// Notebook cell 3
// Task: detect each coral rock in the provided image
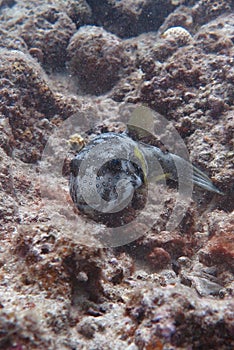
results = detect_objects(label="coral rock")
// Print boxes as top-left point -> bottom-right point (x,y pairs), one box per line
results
161,26 -> 193,46
67,25 -> 130,95
86,0 -> 176,38
199,211 -> 234,272
192,0 -> 232,25
147,247 -> 171,270
20,6 -> 76,70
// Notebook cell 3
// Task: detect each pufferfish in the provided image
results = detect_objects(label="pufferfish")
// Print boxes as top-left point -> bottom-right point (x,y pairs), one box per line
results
69,121 -> 223,227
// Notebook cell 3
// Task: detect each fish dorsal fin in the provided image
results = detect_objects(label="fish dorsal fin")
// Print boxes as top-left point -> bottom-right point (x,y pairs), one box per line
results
127,106 -> 155,141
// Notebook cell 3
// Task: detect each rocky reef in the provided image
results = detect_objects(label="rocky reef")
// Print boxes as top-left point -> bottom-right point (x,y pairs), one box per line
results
0,0 -> 233,349
67,25 -> 131,94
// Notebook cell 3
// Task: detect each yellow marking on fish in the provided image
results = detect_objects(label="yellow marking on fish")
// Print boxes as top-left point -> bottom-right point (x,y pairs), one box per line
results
152,173 -> 170,183
134,146 -> 148,182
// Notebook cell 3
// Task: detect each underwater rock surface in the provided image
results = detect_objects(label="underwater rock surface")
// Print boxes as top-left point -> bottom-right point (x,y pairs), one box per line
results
67,25 -> 131,95
0,0 -> 233,349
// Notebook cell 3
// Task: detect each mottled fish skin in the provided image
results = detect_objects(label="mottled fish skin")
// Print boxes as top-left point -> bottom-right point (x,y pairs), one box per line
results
69,132 -> 223,218
69,133 -> 145,219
